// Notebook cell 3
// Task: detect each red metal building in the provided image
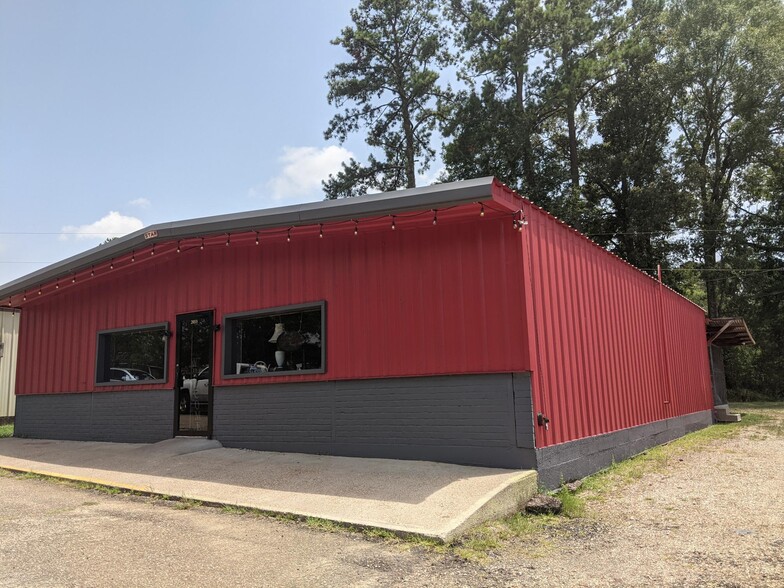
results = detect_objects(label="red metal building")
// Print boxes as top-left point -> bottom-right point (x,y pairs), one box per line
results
0,178 -> 715,486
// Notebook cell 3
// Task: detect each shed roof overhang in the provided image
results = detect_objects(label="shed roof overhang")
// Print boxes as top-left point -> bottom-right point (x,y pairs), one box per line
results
0,177 -> 520,305
706,317 -> 756,347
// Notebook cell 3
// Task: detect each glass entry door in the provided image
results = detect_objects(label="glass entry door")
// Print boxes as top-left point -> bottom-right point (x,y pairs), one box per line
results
175,310 -> 214,436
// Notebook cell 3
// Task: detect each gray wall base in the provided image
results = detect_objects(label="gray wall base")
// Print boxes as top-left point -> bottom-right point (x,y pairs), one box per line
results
14,390 -> 174,443
213,373 -> 537,470
535,410 -> 714,489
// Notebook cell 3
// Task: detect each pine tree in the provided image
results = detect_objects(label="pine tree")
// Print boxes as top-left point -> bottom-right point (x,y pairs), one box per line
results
323,0 -> 449,198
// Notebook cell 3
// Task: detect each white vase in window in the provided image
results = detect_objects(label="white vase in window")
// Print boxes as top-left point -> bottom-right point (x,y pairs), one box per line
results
275,350 -> 285,368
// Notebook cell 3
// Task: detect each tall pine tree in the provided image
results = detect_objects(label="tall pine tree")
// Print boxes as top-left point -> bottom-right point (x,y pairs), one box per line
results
323,0 -> 449,198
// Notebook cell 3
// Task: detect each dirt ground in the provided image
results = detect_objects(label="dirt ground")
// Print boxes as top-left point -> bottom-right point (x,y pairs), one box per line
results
476,405 -> 784,588
0,405 -> 781,587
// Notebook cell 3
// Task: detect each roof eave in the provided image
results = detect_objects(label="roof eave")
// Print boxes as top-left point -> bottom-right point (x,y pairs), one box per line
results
0,177 -> 498,301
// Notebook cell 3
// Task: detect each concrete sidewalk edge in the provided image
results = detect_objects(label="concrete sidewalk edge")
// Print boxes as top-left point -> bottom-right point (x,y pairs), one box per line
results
442,470 -> 539,541
0,461 -> 537,543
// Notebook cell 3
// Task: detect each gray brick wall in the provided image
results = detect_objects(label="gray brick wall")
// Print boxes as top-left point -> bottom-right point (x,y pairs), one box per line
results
15,390 -> 174,443
512,372 -> 534,449
535,409 -> 714,488
213,373 -> 537,469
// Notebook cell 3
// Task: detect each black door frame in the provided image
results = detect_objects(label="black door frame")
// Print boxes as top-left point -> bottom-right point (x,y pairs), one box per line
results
174,309 -> 214,438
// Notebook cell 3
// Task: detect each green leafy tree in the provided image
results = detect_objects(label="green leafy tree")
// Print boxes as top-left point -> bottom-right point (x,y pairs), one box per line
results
719,149 -> 784,400
540,0 -> 625,212
442,0 -> 554,203
582,0 -> 688,272
667,0 -> 784,316
323,0 -> 449,198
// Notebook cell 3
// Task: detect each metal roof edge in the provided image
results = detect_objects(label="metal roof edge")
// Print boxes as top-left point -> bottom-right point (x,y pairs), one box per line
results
506,186 -> 709,315
0,177 -> 496,300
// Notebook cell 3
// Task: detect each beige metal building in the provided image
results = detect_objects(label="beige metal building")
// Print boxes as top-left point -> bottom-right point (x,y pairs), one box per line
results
0,309 -> 19,419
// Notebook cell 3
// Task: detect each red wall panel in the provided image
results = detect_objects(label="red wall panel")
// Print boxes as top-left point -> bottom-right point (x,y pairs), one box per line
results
13,180 -> 713,453
516,193 -> 713,448
15,205 -> 531,395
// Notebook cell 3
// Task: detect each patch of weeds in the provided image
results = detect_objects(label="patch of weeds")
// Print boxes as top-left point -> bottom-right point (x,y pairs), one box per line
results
452,527 -> 503,562
20,471 -> 44,480
505,512 -> 544,536
305,516 -> 352,533
220,504 -> 249,515
174,497 -> 203,510
363,528 -> 400,541
97,485 -> 120,495
0,424 -> 13,438
401,534 -> 446,554
554,487 -> 585,518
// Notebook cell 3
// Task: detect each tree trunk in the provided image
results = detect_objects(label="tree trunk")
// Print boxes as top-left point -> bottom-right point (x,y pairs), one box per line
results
402,105 -> 416,189
702,196 -> 722,317
566,92 -> 580,194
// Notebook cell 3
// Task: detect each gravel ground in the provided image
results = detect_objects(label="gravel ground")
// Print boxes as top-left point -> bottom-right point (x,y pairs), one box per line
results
0,406 -> 781,587
476,406 -> 784,587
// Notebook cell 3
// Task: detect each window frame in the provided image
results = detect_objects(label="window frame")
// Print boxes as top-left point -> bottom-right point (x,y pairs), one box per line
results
95,322 -> 170,386
222,301 -> 326,379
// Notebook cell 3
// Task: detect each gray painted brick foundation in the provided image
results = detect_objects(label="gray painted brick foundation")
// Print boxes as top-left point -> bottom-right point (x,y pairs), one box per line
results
13,376 -> 714,490
213,373 -> 538,470
15,390 -> 174,443
535,409 -> 714,488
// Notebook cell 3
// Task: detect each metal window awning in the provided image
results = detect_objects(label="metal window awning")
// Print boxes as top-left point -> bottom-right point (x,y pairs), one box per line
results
706,317 -> 755,347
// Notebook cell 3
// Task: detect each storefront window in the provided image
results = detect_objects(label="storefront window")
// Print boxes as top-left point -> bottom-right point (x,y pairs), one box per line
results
223,302 -> 325,377
96,324 -> 168,384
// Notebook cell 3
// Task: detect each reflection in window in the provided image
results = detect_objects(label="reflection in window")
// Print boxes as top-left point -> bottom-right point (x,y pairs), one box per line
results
96,325 -> 168,384
224,303 -> 324,376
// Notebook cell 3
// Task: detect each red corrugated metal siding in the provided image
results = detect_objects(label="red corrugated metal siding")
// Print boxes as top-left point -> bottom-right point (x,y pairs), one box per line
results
15,204 -> 531,395
518,196 -> 713,448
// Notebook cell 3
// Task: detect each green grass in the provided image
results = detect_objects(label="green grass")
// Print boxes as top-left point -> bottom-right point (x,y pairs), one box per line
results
554,487 -> 585,518
0,424 -> 13,438
173,497 -> 203,510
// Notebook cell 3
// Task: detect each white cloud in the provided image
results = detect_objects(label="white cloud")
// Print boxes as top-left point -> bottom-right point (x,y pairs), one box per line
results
129,197 -> 151,209
61,211 -> 144,241
254,145 -> 354,202
417,165 -> 445,188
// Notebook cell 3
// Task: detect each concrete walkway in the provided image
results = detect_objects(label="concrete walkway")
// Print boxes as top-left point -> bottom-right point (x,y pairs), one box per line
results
0,437 -> 537,541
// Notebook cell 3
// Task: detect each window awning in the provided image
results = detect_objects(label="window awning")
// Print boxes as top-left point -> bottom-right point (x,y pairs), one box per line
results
706,317 -> 755,347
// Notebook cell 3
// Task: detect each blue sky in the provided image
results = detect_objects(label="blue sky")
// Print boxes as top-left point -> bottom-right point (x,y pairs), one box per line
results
0,0 -> 404,284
